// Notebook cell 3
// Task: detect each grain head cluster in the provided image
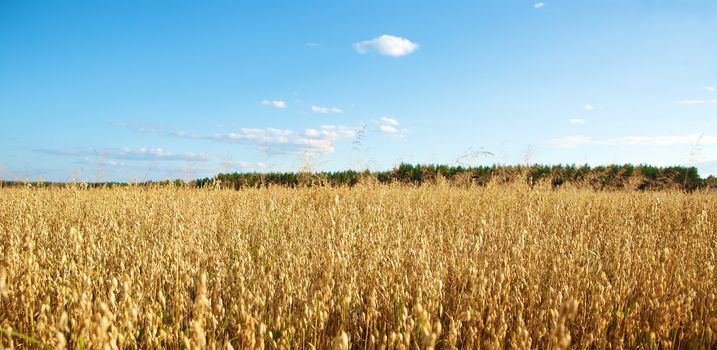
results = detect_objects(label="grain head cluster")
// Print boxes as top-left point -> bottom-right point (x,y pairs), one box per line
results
0,182 -> 716,349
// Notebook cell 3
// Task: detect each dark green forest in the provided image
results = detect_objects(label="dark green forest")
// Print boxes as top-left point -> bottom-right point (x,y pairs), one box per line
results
200,164 -> 714,191
3,164 -> 717,191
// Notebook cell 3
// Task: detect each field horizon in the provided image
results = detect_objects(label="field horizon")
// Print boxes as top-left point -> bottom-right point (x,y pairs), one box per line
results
2,163 -> 717,193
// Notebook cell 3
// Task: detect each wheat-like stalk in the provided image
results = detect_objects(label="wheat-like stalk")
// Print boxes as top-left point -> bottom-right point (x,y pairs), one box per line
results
0,182 -> 715,349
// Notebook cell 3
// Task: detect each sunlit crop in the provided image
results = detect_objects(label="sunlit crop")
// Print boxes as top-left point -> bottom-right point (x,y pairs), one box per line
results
1,181 -> 716,349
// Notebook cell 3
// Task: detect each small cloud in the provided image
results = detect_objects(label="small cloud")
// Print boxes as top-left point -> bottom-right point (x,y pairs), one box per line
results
569,118 -> 587,124
74,158 -> 125,167
353,35 -> 419,57
676,99 -> 717,105
261,99 -> 287,109
380,125 -> 398,133
38,147 -> 213,162
702,86 -> 716,93
584,104 -> 595,111
378,116 -> 408,137
226,161 -> 268,171
311,106 -> 328,113
311,105 -> 343,114
173,125 -> 360,157
547,134 -> 717,148
114,122 -> 163,134
380,116 -> 400,126
534,2 -> 545,8
305,124 -> 358,139
305,42 -> 321,48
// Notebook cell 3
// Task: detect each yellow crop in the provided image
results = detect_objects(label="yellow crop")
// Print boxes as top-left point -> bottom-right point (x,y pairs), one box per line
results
1,182 -> 715,349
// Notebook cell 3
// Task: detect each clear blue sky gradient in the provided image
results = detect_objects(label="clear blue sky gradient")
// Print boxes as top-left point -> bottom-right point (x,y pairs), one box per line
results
1,0 -> 716,181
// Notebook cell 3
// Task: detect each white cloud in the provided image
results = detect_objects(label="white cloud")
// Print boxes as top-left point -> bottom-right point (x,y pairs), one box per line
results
311,105 -> 343,114
380,116 -> 400,126
306,124 -> 358,139
380,125 -> 398,133
534,2 -> 545,8
353,35 -> 419,57
73,158 -> 125,167
305,42 -> 320,48
39,147 -> 212,162
261,99 -> 287,109
584,104 -> 595,111
676,99 -> 717,105
114,122 -> 163,134
547,134 -> 717,148
173,125 -> 360,157
702,86 -> 715,93
229,161 -> 267,171
569,118 -> 587,124
603,135 -> 717,145
378,116 -> 408,137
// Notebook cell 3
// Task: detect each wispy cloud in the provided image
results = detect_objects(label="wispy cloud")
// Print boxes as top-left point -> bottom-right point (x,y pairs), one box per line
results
676,99 -> 717,105
379,116 -> 408,137
533,2 -> 545,9
311,105 -> 343,114
380,125 -> 398,133
305,42 -> 321,48
547,134 -> 717,148
353,35 -> 419,57
569,118 -> 587,124
38,147 -> 213,162
173,125 -> 359,157
380,116 -> 399,126
74,158 -> 125,167
584,104 -> 595,111
223,161 -> 268,172
113,122 -> 164,134
261,99 -> 287,109
702,86 -> 715,93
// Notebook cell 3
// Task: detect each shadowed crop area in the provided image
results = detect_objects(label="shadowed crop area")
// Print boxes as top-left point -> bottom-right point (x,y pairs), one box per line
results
1,183 -> 716,349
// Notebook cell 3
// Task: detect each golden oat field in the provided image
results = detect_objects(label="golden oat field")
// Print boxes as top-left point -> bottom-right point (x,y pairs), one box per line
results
1,182 -> 716,349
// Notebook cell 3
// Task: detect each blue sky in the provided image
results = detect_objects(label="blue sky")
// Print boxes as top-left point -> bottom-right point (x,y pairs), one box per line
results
1,0 -> 716,182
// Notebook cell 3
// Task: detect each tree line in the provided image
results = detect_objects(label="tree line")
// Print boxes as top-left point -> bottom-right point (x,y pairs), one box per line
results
2,164 -> 715,191
199,163 -> 714,191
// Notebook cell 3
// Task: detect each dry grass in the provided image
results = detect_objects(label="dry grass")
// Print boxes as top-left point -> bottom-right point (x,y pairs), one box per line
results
0,182 -> 716,349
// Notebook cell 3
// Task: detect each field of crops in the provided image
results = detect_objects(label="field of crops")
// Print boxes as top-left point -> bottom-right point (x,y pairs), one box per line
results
1,182 -> 716,349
